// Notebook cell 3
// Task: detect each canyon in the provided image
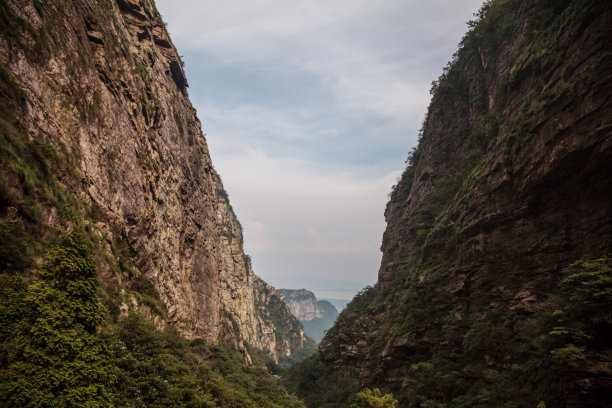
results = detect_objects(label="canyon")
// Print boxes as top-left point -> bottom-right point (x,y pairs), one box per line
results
0,0 -> 610,407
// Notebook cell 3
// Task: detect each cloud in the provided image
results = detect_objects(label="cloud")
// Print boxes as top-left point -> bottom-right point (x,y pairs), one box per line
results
194,96 -> 415,175
161,0 -> 483,118
208,146 -> 399,294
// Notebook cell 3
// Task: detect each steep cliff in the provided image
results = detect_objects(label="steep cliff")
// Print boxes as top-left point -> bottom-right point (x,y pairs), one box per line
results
280,289 -> 324,321
289,0 -> 612,406
280,289 -> 339,342
0,0 -> 309,366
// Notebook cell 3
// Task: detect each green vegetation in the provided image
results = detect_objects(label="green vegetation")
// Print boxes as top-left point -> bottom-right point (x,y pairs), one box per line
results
0,232 -> 115,407
110,312 -> 304,408
0,232 -> 306,407
544,256 -> 612,371
351,388 -> 398,408
284,352 -> 362,408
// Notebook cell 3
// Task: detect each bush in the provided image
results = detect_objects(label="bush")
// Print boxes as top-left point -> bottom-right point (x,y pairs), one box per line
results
351,388 -> 398,408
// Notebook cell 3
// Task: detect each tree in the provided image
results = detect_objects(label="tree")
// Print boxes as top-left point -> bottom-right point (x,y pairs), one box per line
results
351,388 -> 399,408
0,231 -> 115,407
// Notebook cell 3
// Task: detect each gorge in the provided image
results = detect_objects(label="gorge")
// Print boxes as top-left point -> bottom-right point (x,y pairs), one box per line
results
1,0 -> 611,407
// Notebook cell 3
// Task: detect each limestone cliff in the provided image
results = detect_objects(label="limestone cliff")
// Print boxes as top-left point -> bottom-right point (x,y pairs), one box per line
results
280,289 -> 339,342
0,0 -> 309,365
290,0 -> 612,406
280,289 -> 324,321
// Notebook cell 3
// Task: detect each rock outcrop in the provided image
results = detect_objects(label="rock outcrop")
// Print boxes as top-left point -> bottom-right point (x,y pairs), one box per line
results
280,289 -> 323,321
280,289 -> 339,342
0,0 -> 309,365
291,0 -> 612,406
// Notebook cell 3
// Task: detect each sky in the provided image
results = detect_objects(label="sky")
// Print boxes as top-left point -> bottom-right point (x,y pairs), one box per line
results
155,0 -> 485,300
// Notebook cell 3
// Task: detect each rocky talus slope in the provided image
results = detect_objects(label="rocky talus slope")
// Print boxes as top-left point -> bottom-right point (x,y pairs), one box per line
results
289,0 -> 612,406
280,289 -> 339,342
0,0 -> 310,365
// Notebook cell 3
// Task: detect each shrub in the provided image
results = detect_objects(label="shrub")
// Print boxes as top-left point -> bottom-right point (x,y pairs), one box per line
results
351,388 -> 398,408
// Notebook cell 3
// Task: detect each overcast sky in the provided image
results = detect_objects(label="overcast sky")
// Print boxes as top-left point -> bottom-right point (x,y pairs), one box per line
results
155,0 -> 484,300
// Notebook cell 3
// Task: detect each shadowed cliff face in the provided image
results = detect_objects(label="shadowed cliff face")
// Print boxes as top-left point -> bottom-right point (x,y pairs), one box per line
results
290,0 -> 612,406
0,0 -> 309,364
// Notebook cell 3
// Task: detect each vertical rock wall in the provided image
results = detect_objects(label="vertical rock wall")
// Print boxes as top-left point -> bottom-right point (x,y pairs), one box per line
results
0,0 -> 308,363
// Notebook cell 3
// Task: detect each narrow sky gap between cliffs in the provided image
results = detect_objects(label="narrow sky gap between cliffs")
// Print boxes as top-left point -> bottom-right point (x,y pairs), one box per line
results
156,0 -> 485,300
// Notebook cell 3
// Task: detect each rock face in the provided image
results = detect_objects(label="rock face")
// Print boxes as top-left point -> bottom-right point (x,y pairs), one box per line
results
293,0 -> 612,406
280,289 -> 339,342
0,0 -> 309,364
280,289 -> 323,321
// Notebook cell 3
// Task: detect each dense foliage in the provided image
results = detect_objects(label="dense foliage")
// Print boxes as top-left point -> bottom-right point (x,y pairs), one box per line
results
110,312 -> 304,408
543,256 -> 612,380
0,232 -> 115,407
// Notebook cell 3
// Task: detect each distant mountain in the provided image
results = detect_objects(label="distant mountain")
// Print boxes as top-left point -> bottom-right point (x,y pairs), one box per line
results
279,289 -> 339,342
321,298 -> 350,312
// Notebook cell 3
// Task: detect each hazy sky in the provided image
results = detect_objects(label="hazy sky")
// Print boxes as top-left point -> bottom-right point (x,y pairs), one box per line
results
155,0 -> 484,300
